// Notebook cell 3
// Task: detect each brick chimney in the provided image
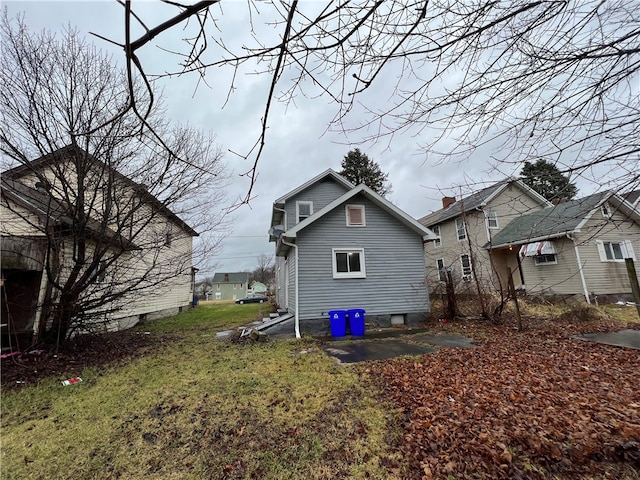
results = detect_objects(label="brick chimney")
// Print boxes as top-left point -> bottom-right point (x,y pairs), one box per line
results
442,196 -> 456,208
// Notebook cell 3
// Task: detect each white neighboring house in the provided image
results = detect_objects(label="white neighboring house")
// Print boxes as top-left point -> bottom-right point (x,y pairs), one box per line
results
1,146 -> 198,349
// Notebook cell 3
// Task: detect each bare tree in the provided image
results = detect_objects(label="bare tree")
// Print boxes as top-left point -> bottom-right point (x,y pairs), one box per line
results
97,1 -> 638,198
1,15 -> 228,344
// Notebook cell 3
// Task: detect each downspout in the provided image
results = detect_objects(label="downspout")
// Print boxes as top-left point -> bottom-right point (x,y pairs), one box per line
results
567,233 -> 590,304
280,237 -> 300,339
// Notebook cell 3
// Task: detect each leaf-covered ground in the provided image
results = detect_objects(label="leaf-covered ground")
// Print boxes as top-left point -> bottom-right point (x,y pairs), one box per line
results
365,312 -> 640,479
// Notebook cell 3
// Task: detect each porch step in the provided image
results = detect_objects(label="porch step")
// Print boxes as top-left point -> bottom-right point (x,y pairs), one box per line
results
255,313 -> 294,332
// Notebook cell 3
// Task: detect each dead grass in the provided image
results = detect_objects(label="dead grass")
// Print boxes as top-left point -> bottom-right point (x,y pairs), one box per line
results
1,304 -> 401,480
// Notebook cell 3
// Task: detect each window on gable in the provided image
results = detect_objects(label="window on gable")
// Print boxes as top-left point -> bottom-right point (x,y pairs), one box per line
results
485,210 -> 499,229
432,225 -> 442,247
332,248 -> 366,279
346,205 -> 365,226
456,217 -> 467,241
601,202 -> 611,218
534,254 -> 557,265
436,258 -> 447,282
460,254 -> 472,281
296,201 -> 313,223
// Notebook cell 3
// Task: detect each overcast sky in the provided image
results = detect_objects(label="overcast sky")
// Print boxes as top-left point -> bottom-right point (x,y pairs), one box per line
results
4,1 -> 611,277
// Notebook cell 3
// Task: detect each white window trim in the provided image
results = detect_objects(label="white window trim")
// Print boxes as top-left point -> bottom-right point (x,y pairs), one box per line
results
332,248 -> 366,279
534,254 -> 558,266
436,258 -> 447,282
345,204 -> 366,227
456,217 -> 467,242
460,253 -> 472,281
601,202 -> 612,218
485,210 -> 499,229
296,201 -> 313,223
596,239 -> 636,262
432,225 -> 442,248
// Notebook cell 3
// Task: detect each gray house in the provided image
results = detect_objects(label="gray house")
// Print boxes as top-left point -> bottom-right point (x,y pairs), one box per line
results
269,169 -> 435,336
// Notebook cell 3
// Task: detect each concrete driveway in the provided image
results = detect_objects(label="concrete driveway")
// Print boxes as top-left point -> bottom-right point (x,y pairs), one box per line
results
323,333 -> 475,364
574,329 -> 640,350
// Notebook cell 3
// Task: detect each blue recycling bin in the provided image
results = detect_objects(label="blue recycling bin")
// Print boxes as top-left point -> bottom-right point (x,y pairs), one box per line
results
347,308 -> 366,336
192,296 -> 199,307
328,310 -> 347,337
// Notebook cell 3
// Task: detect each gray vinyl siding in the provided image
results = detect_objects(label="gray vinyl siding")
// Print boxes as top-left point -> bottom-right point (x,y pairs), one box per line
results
287,251 -> 296,313
275,256 -> 286,307
284,178 -> 350,230
294,194 -> 429,320
574,211 -> 640,295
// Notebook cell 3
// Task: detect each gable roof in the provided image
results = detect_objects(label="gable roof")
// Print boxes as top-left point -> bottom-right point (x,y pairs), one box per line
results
212,272 -> 250,283
624,189 -> 640,208
418,178 -> 551,227
273,169 -> 354,206
3,145 -> 199,237
1,177 -> 138,249
275,184 -> 435,254
487,191 -> 640,248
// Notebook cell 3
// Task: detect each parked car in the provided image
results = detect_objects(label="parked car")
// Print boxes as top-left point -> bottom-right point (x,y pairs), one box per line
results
235,295 -> 267,305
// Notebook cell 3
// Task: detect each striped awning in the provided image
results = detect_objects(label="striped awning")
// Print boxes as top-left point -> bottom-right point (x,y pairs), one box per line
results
519,241 -> 556,258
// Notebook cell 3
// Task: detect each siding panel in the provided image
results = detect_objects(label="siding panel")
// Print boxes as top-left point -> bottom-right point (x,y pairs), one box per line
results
295,194 -> 429,320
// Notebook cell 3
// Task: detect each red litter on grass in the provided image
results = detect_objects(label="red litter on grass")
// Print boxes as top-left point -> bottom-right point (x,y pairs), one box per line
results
62,377 -> 82,386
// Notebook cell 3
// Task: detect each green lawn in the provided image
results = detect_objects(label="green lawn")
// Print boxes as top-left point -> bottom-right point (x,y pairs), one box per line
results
1,304 -> 401,480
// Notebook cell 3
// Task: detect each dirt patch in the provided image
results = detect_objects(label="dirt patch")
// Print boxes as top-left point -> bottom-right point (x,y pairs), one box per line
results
1,330 -> 171,390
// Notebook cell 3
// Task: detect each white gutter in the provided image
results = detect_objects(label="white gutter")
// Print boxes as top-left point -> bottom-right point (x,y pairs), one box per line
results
567,233 -> 590,304
280,237 -> 300,339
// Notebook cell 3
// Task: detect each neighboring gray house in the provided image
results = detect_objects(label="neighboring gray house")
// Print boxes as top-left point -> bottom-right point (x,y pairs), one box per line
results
210,272 -> 250,300
488,191 -> 640,302
269,169 -> 436,336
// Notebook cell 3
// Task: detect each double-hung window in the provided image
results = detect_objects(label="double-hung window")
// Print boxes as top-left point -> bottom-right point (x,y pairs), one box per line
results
460,254 -> 472,281
432,225 -> 442,247
296,201 -> 313,223
332,248 -> 366,279
485,210 -> 499,229
346,205 -> 365,226
596,240 -> 636,262
436,258 -> 447,282
456,217 -> 467,241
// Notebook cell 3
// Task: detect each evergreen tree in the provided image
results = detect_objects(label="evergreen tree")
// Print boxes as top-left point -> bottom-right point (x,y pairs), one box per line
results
339,149 -> 392,197
520,159 -> 578,202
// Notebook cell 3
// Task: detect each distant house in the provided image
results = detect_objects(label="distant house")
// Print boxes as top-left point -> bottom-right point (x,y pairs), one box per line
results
248,281 -> 267,295
211,272 -> 250,300
269,169 -> 435,335
419,178 -> 552,292
487,191 -> 640,302
1,146 -> 198,348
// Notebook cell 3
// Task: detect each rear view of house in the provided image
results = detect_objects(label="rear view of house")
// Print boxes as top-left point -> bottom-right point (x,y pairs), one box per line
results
269,169 -> 435,335
488,191 -> 640,302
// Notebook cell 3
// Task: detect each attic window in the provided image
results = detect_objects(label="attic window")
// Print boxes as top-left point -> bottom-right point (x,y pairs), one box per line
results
296,201 -> 313,223
485,210 -> 499,229
601,202 -> 611,218
346,205 -> 365,226
165,222 -> 173,246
